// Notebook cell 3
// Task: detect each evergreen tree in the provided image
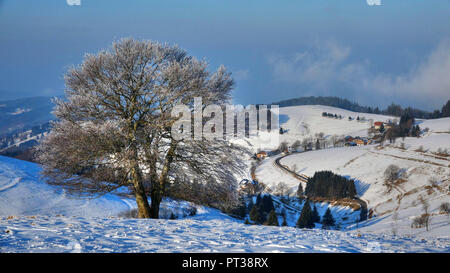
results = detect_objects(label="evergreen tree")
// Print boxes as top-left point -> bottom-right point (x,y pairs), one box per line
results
359,206 -> 368,222
252,194 -> 275,224
256,193 -> 262,206
247,197 -> 254,213
244,218 -> 250,225
280,208 -> 287,226
322,208 -> 335,229
228,195 -> 248,218
296,200 -> 315,229
432,109 -> 441,119
399,111 -> 415,137
297,183 -> 304,199
305,171 -> 357,199
261,195 -> 275,214
411,125 -> 421,137
441,99 -> 450,117
312,205 -> 321,223
315,139 -> 320,150
249,204 -> 261,224
264,210 -> 279,226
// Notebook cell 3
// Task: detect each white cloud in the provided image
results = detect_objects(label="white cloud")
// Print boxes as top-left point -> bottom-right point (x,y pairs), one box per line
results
366,0 -> 381,6
233,69 -> 249,81
267,39 -> 450,109
67,0 -> 81,6
369,39 -> 450,107
267,40 -> 364,89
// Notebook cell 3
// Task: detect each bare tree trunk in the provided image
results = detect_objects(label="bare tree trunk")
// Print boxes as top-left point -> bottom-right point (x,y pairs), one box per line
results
131,164 -> 152,218
150,140 -> 177,219
150,184 -> 162,219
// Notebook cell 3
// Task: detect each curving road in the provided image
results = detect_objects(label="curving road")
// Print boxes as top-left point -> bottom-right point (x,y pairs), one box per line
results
273,151 -> 368,213
274,153 -> 309,183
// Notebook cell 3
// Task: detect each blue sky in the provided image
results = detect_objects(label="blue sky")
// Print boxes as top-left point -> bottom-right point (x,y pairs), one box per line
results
1,0 -> 450,110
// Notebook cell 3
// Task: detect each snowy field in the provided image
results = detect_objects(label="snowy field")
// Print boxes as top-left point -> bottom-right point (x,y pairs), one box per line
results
249,106 -> 449,240
277,105 -> 395,142
0,155 -> 449,252
230,105 -> 394,153
0,105 -> 449,252
276,114 -> 450,239
278,145 -> 450,238
0,156 -> 135,217
1,214 -> 449,253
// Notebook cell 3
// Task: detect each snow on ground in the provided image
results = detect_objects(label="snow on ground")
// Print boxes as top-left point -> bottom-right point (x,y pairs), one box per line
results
0,152 -> 448,252
245,106 -> 449,238
0,156 -> 135,217
420,117 -> 450,132
0,105 -> 448,252
230,105 -> 396,153
254,156 -> 363,229
277,119 -> 450,239
254,155 -> 302,191
278,105 -> 394,142
0,155 -> 196,219
271,196 -> 361,229
1,214 -> 449,253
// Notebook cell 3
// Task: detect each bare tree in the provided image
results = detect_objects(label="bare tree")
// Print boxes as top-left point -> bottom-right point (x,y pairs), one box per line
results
292,164 -> 297,173
291,140 -> 301,151
439,202 -> 450,215
36,38 -> 248,218
296,182 -> 304,200
418,195 -> 430,231
278,141 -> 289,153
274,181 -> 289,197
383,164 -> 400,193
301,138 -> 309,151
391,211 -> 398,236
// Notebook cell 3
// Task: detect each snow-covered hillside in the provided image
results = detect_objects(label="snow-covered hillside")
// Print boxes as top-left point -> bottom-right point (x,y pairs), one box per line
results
0,156 -> 201,219
233,105 -> 396,152
0,96 -> 55,137
0,153 -> 448,252
0,156 -> 135,217
278,105 -> 394,141
0,104 -> 448,252
276,116 -> 450,239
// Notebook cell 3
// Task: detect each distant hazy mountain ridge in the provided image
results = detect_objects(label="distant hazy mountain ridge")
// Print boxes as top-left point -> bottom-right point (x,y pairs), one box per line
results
0,96 -> 55,136
0,96 -> 55,160
272,96 -> 446,119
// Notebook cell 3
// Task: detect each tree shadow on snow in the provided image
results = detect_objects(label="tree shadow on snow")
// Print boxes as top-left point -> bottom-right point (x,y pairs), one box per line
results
342,175 -> 370,197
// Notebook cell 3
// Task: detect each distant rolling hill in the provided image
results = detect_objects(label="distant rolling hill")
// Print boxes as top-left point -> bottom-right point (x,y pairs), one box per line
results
0,96 -> 55,136
0,96 -> 56,161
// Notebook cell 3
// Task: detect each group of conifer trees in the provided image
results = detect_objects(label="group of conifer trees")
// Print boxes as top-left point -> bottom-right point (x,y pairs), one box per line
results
296,199 -> 335,229
247,194 -> 279,226
305,171 -> 357,199
245,193 -> 336,229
